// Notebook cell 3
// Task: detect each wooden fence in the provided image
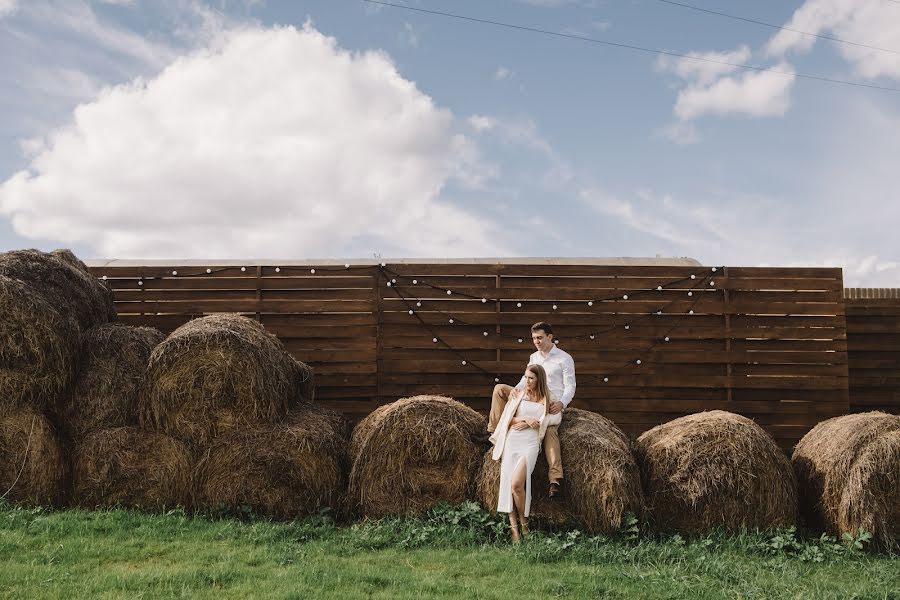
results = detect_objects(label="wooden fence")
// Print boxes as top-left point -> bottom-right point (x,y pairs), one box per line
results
88,260 -> 850,448
845,289 -> 900,415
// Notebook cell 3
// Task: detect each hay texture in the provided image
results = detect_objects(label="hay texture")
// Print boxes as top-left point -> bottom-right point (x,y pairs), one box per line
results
0,275 -> 79,414
0,249 -> 115,330
193,405 -> 346,519
635,410 -> 797,533
476,408 -> 643,534
142,314 -> 314,448
0,409 -> 66,506
72,427 -> 192,510
348,395 -> 484,518
792,411 -> 900,550
59,324 -> 165,439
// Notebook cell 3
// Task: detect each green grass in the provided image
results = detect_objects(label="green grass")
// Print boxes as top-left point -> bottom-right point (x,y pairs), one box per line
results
1,502 -> 897,599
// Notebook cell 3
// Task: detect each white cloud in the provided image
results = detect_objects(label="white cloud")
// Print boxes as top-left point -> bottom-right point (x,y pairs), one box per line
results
494,66 -> 514,80
658,46 -> 796,121
657,46 -> 751,86
655,120 -> 700,145
673,64 -> 796,120
766,0 -> 900,81
0,0 -> 17,18
468,114 -> 496,132
399,22 -> 419,48
0,24 -> 507,258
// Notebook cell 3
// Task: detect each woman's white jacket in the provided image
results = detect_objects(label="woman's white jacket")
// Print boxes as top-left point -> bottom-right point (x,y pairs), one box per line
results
488,389 -> 562,461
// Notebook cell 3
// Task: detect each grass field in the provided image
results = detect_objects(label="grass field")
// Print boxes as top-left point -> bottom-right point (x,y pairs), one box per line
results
1,501 -> 897,599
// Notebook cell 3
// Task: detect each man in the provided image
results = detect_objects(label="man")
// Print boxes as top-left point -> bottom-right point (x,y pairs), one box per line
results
483,321 -> 576,499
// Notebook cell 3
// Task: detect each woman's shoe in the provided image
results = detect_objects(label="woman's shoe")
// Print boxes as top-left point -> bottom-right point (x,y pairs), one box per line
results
520,520 -> 529,537
510,523 -> 521,544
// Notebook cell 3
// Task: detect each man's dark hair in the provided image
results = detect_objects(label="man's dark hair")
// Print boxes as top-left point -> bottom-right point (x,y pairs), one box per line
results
531,322 -> 554,336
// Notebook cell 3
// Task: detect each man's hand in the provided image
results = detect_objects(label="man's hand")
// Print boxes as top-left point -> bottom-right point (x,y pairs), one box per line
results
548,400 -> 564,415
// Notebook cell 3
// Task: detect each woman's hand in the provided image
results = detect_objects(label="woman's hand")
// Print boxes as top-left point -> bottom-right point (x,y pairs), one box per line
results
523,417 -> 540,430
512,418 -> 530,431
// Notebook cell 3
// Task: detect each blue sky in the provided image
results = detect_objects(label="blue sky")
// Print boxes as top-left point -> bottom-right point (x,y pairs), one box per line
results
0,0 -> 898,285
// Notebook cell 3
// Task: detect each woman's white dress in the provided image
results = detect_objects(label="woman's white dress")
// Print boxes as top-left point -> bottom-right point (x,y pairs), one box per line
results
496,399 -> 544,516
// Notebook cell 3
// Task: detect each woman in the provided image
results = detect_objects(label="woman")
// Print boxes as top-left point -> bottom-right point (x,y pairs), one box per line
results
489,364 -> 562,542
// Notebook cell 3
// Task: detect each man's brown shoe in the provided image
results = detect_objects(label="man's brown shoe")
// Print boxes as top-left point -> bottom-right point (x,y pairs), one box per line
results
548,481 -> 563,500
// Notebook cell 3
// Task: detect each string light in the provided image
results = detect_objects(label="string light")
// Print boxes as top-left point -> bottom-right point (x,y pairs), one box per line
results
206,268 -> 212,274
102,275 -> 108,281
310,268 -> 316,274
241,267 -> 246,272
380,263 -> 722,380
171,270 -> 178,276
275,267 -> 281,273
138,280 -> 143,286
345,263 -> 350,269
413,279 -> 418,284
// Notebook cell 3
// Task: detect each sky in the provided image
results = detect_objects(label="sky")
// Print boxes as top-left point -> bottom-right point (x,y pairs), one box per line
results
0,0 -> 898,286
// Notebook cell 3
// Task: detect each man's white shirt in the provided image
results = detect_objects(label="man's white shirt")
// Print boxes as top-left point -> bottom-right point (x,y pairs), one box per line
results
515,345 -> 576,406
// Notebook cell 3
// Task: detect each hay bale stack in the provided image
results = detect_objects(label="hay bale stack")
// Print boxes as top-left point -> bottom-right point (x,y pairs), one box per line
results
0,409 -> 66,506
59,324 -> 165,439
0,275 -> 79,413
0,249 -> 115,330
348,395 -> 484,518
475,408 -> 643,534
193,405 -> 346,519
72,427 -> 192,509
635,410 -> 797,533
793,412 -> 900,550
142,314 -> 314,448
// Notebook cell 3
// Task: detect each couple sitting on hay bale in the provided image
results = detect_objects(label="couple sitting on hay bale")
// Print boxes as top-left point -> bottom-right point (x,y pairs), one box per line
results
474,321 -> 576,543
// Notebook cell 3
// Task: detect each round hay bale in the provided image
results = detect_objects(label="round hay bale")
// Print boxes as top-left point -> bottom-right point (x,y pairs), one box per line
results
0,275 -> 79,414
193,405 -> 346,519
72,427 -> 192,510
475,408 -> 643,534
0,249 -> 115,330
793,411 -> 900,550
634,410 -> 797,533
141,314 -> 313,448
0,409 -> 66,506
59,324 -> 165,439
348,395 -> 484,518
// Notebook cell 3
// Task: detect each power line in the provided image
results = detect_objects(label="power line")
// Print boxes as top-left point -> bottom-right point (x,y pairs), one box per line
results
654,0 -> 900,56
358,0 -> 900,93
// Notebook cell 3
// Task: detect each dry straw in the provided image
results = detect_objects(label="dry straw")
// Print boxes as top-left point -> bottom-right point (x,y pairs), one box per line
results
792,411 -> 900,550
476,408 -> 644,534
73,427 -> 193,510
59,324 -> 165,439
0,409 -> 66,506
0,249 -> 115,331
142,314 -> 314,448
193,405 -> 347,519
0,275 -> 79,414
635,410 -> 797,533
348,395 -> 484,518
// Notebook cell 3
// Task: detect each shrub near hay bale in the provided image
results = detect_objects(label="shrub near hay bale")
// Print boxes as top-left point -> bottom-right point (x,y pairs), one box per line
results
142,314 -> 313,448
0,275 -> 79,414
73,427 -> 192,510
793,411 -> 900,550
59,324 -> 165,439
193,405 -> 346,519
476,408 -> 643,534
635,410 -> 797,533
0,409 -> 66,506
0,249 -> 115,330
348,395 -> 484,518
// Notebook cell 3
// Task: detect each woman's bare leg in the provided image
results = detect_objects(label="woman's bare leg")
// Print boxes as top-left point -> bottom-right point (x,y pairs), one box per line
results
510,458 -> 528,538
508,512 -> 520,543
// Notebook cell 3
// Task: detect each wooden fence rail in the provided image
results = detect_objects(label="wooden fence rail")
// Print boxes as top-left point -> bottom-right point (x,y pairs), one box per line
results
845,289 -> 900,415
89,261 -> 851,448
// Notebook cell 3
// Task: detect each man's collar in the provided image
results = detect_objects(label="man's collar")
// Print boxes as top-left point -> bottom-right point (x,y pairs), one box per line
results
539,344 -> 557,358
